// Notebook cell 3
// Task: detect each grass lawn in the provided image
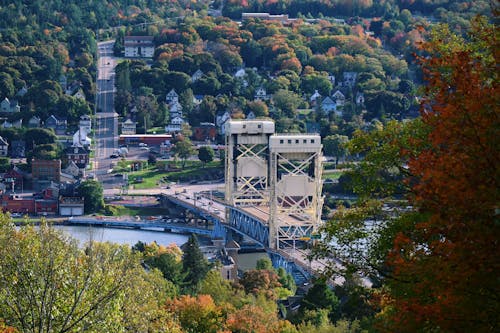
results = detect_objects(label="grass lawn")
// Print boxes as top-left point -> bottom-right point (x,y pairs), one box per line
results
106,205 -> 170,216
126,160 -> 223,189
322,170 -> 344,180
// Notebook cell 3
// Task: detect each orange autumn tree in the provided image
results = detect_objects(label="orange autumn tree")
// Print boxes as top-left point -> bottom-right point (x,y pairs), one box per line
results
382,17 -> 500,331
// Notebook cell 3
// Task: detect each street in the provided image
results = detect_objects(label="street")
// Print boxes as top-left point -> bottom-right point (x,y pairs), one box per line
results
94,40 -> 119,185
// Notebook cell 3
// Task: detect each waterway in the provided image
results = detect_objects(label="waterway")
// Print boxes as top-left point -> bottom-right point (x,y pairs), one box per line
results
54,225 -> 266,270
53,225 -> 189,247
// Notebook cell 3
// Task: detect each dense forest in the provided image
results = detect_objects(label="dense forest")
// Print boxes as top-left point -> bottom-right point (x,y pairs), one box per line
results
0,0 -> 498,332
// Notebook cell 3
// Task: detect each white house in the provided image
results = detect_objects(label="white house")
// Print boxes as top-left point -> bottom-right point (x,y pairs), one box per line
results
332,90 -> 346,107
310,90 -> 322,104
72,129 -> 91,148
165,89 -> 179,104
121,118 -> 136,135
1,119 -> 22,128
164,116 -> 184,133
328,73 -> 336,86
79,115 -> 92,133
0,98 -> 20,113
124,36 -> 155,58
254,87 -> 269,100
216,110 -> 231,135
191,69 -> 204,82
247,111 -> 256,120
16,86 -> 28,97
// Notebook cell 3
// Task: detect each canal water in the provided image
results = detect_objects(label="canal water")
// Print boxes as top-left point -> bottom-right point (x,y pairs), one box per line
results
54,225 -> 266,270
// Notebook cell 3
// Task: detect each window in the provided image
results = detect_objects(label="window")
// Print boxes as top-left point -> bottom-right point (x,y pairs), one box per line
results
279,139 -> 284,144
288,140 -> 292,144
295,139 -> 299,144
311,139 -> 315,143
243,124 -> 246,129
303,139 -> 307,144
258,124 -> 262,129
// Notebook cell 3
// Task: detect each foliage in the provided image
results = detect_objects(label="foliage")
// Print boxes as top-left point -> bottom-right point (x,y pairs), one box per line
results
182,234 -> 210,291
379,18 -> 500,331
198,146 -> 215,166
173,138 -> 194,168
0,217 -> 169,332
323,135 -> 349,167
77,179 -> 104,213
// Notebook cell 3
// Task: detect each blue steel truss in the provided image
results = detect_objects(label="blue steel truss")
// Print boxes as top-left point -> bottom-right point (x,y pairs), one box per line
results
227,207 -> 269,247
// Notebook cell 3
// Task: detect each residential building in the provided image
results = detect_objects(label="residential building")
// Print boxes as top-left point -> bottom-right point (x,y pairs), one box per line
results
31,159 -> 61,191
2,168 -> 23,192
79,115 -> 91,133
356,92 -> 365,105
63,160 -> 83,178
216,110 -> 231,135
165,89 -> 179,104
28,116 -> 41,128
310,90 -> 322,105
1,119 -> 22,128
121,118 -> 137,135
124,36 -> 155,58
332,90 -> 346,107
45,115 -> 67,135
193,123 -> 217,141
0,136 -> 8,156
343,72 -> 358,88
191,69 -> 204,82
246,111 -> 256,120
64,146 -> 89,169
72,129 -> 91,148
254,87 -> 269,100
320,96 -> 337,113
16,86 -> 28,97
0,98 -> 20,113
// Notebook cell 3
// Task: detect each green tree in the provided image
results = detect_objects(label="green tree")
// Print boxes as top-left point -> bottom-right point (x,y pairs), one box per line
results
77,180 -> 104,213
0,218 -> 159,333
173,139 -> 194,168
0,157 -> 10,172
300,278 -> 340,323
198,146 -> 215,167
182,234 -> 209,290
323,135 -> 349,167
145,252 -> 185,287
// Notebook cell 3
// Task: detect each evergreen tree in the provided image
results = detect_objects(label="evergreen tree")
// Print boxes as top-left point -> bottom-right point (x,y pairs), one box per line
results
182,234 -> 209,290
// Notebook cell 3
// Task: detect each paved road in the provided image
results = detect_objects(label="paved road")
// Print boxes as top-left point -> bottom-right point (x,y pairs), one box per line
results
94,41 -> 119,181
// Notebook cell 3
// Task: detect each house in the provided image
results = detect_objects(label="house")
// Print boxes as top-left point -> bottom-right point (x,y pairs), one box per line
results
2,168 -> 23,192
310,90 -> 322,104
1,119 -> 22,128
246,111 -> 256,120
320,96 -> 337,113
79,115 -> 91,133
121,118 -> 136,135
65,82 -> 85,100
332,90 -> 346,107
32,159 -> 62,191
191,69 -> 204,82
356,92 -> 365,105
254,87 -> 269,100
0,136 -> 8,156
45,115 -> 67,135
59,75 -> 68,90
64,146 -> 89,169
169,101 -> 183,116
10,140 -> 25,158
164,116 -> 184,133
193,123 -> 217,141
63,160 -> 83,178
28,116 -> 41,128
59,196 -> 84,216
343,72 -> 357,88
72,129 -> 91,148
34,187 -> 59,216
216,110 -> 231,135
124,36 -> 155,58
165,89 -> 179,104
234,68 -> 246,78
16,86 -> 28,97
159,141 -> 172,157
0,98 -> 20,113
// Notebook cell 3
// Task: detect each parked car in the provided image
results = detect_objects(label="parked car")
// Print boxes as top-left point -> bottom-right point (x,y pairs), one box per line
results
139,143 -> 148,147
110,154 -> 119,159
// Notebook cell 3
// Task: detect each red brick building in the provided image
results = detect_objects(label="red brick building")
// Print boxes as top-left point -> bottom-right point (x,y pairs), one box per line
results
32,159 -> 61,191
193,123 -> 217,141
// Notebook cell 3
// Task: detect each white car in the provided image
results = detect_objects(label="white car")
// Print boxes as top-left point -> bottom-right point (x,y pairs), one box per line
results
139,143 -> 148,147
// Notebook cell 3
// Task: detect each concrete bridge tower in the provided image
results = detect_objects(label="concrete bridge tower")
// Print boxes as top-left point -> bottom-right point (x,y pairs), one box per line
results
225,120 -> 275,206
225,120 -> 323,250
268,134 -> 323,249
